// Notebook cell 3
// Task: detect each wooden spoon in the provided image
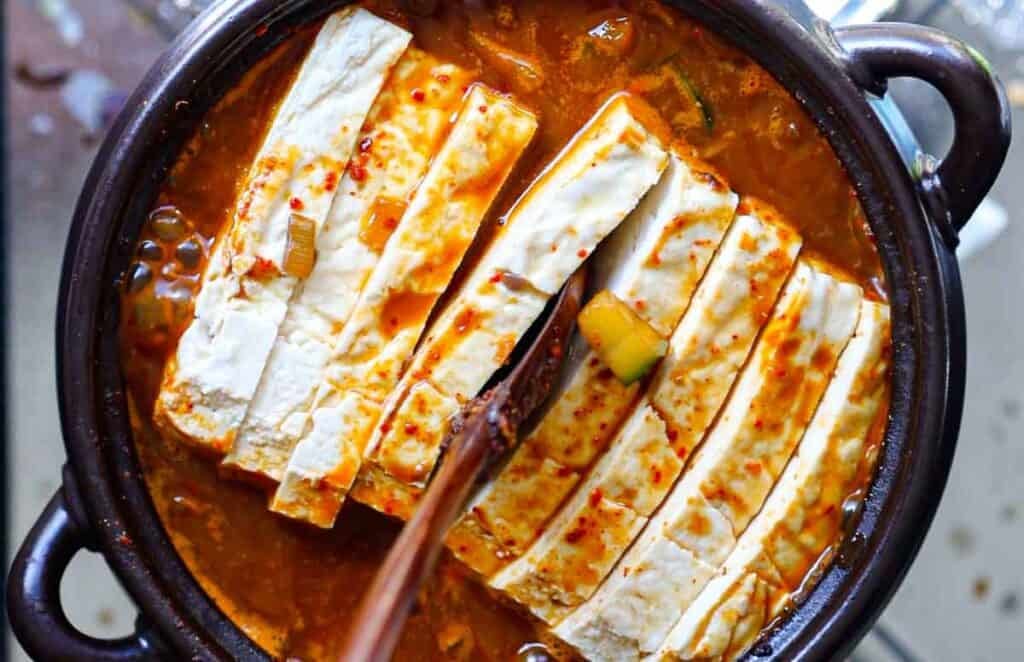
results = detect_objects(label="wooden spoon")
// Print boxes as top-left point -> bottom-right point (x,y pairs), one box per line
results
339,270 -> 586,662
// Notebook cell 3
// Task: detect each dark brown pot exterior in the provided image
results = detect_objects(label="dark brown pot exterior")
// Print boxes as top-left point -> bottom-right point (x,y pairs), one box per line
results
6,0 -> 1011,660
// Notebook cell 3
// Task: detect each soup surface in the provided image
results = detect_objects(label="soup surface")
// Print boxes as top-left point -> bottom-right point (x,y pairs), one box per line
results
120,1 -> 886,659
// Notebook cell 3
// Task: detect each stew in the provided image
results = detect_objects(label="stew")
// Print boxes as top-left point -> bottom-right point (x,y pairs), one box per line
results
120,2 -> 887,660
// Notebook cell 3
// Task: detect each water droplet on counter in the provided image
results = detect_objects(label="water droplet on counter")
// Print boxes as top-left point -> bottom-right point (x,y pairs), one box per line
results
29,113 -> 54,136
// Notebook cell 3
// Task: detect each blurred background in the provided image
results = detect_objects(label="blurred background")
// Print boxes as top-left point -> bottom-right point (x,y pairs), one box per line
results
3,0 -> 1022,660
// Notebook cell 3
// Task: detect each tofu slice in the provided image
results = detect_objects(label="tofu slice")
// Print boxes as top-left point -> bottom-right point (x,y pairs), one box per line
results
491,485 -> 648,624
490,206 -> 801,626
270,86 -> 538,527
485,403 -> 681,624
354,93 -> 670,511
654,302 -> 889,662
664,261 -> 862,542
737,300 -> 890,591
154,8 -> 411,452
447,449 -> 581,575
655,571 -> 782,662
222,50 -> 473,480
446,150 -> 739,575
649,203 -> 803,461
593,150 -> 740,337
555,537 -> 718,661
555,260 -> 862,660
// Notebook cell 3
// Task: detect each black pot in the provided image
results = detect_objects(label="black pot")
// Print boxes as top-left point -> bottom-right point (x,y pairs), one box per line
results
6,1 -> 1011,660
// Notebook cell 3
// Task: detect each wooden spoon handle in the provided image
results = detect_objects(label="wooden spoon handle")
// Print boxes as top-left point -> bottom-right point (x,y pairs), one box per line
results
337,415 -> 491,662
339,271 -> 585,662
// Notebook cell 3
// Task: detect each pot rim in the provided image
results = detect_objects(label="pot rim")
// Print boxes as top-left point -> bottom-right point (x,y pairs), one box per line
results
49,1 -> 966,660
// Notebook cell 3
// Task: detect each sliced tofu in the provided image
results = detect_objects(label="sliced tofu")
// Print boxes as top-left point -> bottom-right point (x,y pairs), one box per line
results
520,338 -> 640,473
648,204 -> 803,462
447,449 -> 580,576
736,300 -> 890,591
484,410 -> 678,625
446,150 -> 738,574
476,94 -> 670,296
351,462 -> 423,521
491,485 -> 647,624
588,404 -> 684,516
154,8 -> 411,453
445,348 -> 631,576
556,259 -> 863,660
355,94 -> 670,511
653,301 -> 890,662
490,206 -> 801,626
592,150 -> 739,337
555,536 -> 718,661
664,261 -> 862,543
223,50 -> 473,480
655,571 -> 782,662
370,380 -> 461,484
487,404 -> 680,625
270,86 -> 538,527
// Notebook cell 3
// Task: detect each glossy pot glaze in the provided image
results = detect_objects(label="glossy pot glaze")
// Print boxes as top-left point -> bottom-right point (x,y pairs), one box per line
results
7,1 -> 1011,660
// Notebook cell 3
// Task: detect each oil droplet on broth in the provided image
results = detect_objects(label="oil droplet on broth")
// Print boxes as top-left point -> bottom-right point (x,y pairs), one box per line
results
841,487 -> 865,536
835,531 -> 867,570
517,642 -> 555,662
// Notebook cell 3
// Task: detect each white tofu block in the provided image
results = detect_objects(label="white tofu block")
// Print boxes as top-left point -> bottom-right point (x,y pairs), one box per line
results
271,86 -> 538,526
549,254 -> 864,659
593,151 -> 738,336
746,300 -> 889,587
224,50 -> 472,480
269,391 -> 380,527
350,463 -> 422,522
353,278 -> 552,507
372,380 -> 461,485
490,491 -> 646,623
355,94 -> 669,509
156,266 -> 293,452
231,9 -> 411,266
690,300 -> 890,600
586,403 -> 682,517
666,261 -> 862,540
497,149 -> 740,472
443,162 -> 739,575
655,571 -> 782,662
482,93 -> 670,295
649,206 -> 803,463
525,338 -> 641,472
447,451 -> 580,575
487,402 -> 681,624
484,206 -> 803,627
155,8 -> 410,452
409,281 -> 551,405
658,490 -> 737,569
555,535 -> 717,661
291,51 -> 475,334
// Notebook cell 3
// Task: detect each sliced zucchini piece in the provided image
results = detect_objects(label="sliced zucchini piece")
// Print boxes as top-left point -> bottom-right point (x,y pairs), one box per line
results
578,289 -> 667,385
664,57 -> 713,133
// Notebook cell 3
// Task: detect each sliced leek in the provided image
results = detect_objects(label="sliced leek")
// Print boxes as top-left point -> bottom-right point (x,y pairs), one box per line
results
283,214 -> 317,279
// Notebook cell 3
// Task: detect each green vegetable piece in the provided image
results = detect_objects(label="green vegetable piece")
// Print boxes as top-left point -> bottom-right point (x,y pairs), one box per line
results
577,290 -> 668,385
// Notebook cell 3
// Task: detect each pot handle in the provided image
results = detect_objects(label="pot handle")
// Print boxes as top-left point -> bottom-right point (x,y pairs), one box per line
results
834,23 -> 1011,245
7,487 -> 167,661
